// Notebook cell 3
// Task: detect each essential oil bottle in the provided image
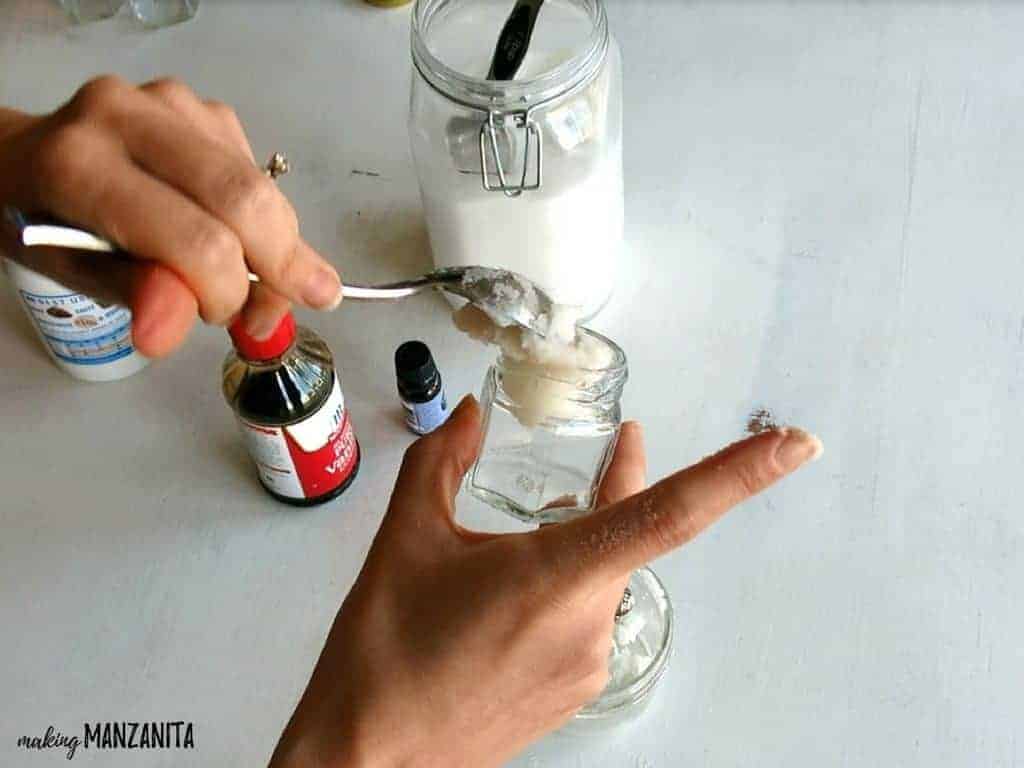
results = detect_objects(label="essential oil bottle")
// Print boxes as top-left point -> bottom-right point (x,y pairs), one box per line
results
395,340 -> 450,435
223,313 -> 360,506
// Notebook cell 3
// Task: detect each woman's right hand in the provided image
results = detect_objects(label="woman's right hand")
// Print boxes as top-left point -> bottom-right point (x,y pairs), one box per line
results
0,76 -> 343,357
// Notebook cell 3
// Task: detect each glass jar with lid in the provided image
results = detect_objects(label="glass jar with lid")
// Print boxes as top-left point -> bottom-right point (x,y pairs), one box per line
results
409,0 -> 624,319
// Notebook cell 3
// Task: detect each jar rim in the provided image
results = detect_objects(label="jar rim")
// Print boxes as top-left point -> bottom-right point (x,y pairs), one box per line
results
497,326 -> 625,374
494,326 -> 628,410
411,0 -> 610,114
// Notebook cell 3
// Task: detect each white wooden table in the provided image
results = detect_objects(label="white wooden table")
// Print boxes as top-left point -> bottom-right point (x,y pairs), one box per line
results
1,2 -> 1021,766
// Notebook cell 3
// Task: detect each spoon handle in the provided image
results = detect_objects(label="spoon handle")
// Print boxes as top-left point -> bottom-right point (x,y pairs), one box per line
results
343,268 -> 467,301
342,281 -> 432,301
487,0 -> 545,81
4,207 -> 455,303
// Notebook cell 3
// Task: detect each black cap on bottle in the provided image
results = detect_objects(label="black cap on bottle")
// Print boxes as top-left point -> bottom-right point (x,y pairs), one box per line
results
395,341 -> 440,397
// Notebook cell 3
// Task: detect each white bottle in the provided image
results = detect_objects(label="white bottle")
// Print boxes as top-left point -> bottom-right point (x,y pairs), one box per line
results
3,258 -> 149,382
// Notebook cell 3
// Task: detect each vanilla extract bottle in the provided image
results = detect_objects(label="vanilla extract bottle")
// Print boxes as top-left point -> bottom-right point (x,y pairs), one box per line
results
222,313 -> 360,506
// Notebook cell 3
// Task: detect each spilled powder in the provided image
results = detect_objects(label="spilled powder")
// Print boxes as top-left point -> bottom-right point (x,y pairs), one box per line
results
745,409 -> 826,463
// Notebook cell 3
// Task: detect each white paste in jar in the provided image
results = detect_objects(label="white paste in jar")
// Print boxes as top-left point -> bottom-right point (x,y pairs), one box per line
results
454,303 -> 615,427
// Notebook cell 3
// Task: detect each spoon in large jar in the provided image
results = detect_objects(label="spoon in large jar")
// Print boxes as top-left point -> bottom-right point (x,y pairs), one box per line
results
4,209 -> 557,338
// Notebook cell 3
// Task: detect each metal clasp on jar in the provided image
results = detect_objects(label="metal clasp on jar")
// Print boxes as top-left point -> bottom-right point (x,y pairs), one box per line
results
479,109 -> 542,197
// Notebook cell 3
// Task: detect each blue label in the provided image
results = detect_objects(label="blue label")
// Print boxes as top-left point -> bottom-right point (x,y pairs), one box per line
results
402,390 -> 450,435
18,288 -> 135,366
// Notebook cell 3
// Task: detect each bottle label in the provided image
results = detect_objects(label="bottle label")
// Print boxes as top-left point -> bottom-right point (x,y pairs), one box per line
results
237,377 -> 359,501
401,389 -> 450,435
17,289 -> 135,365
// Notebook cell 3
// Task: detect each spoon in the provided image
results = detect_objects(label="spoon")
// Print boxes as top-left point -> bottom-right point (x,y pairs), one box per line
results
487,0 -> 545,81
3,208 -> 556,337
356,265 -> 555,337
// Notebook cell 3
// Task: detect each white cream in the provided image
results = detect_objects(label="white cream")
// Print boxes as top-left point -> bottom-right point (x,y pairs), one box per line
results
454,303 -> 614,427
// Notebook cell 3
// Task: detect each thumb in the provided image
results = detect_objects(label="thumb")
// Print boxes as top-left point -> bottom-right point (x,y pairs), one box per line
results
386,395 -> 482,524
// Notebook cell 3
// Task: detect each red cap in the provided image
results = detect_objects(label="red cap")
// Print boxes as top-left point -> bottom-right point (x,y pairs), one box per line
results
228,312 -> 296,361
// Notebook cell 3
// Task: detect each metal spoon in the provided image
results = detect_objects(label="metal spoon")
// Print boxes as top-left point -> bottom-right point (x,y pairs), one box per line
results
354,265 -> 555,337
4,208 -> 555,337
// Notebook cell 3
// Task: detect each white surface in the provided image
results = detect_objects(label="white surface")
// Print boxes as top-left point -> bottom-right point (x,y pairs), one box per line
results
1,2 -> 1022,766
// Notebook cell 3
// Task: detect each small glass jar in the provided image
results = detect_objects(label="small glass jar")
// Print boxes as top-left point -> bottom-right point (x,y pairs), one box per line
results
467,328 -> 674,717
468,327 -> 626,523
409,0 -> 624,318
57,0 -> 123,22
57,0 -> 199,26
129,0 -> 199,28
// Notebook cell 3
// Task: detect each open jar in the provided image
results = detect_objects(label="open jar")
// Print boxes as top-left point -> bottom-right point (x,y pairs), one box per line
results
466,327 -> 674,717
409,0 -> 624,319
468,327 -> 626,523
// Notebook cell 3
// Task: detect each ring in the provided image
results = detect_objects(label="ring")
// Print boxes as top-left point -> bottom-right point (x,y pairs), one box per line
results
264,152 -> 289,179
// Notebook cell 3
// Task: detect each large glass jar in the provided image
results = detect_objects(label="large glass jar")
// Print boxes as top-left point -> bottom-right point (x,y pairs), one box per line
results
410,0 -> 624,319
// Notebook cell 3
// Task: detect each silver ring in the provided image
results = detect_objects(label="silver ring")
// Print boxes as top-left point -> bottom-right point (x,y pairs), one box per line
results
263,152 -> 289,179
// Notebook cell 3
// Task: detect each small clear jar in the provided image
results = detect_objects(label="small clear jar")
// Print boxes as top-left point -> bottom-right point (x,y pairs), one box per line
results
467,329 -> 673,717
410,0 -> 624,318
128,0 -> 199,28
58,0 -> 199,26
468,327 -> 626,523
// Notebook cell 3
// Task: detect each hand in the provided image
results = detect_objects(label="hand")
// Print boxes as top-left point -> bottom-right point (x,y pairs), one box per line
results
0,77 -> 343,358
269,397 -> 822,768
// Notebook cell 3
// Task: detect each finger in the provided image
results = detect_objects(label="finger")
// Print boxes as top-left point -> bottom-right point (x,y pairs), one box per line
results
29,131 -> 250,325
595,421 -> 646,507
203,99 -> 256,161
236,282 -> 291,340
129,263 -> 198,357
139,83 -> 310,344
34,92 -> 309,337
116,101 -> 342,310
544,427 -> 824,584
139,78 -> 255,161
386,395 -> 482,528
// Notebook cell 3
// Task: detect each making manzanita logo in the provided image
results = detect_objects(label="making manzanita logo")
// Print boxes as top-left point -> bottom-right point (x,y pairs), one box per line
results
17,722 -> 194,760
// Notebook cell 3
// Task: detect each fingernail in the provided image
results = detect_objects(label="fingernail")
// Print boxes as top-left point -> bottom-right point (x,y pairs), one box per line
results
302,266 -> 342,310
621,421 -> 643,437
243,309 -> 281,341
773,428 -> 824,472
453,394 -> 478,415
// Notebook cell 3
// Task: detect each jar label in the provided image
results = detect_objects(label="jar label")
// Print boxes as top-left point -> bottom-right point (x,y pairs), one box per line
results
237,377 -> 359,500
16,288 -> 135,366
401,389 -> 450,435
